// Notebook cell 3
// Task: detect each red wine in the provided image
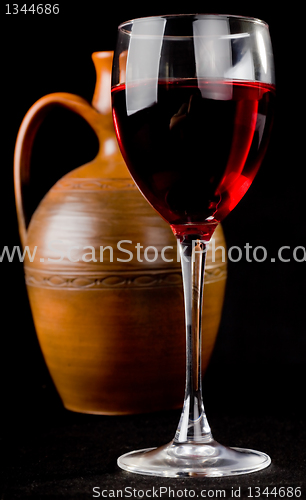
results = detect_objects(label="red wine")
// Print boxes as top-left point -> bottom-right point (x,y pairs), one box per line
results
112,79 -> 275,239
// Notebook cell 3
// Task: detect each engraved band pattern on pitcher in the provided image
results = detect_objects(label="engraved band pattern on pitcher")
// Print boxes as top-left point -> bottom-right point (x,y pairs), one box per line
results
24,265 -> 227,290
54,178 -> 137,191
25,269 -> 182,289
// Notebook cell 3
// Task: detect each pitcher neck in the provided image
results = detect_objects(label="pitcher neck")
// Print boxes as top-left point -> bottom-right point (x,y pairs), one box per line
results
91,51 -> 114,121
91,51 -> 120,158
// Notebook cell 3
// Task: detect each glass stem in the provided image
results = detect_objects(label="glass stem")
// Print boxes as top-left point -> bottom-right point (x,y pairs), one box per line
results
174,235 -> 213,444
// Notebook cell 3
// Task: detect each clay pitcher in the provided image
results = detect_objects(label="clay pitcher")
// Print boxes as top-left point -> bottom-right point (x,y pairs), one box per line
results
14,51 -> 227,415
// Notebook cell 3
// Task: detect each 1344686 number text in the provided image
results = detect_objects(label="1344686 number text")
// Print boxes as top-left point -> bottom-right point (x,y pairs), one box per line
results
5,4 -> 59,14
248,487 -> 302,498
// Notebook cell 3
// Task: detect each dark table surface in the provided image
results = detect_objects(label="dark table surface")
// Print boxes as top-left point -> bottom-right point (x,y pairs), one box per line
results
2,361 -> 305,500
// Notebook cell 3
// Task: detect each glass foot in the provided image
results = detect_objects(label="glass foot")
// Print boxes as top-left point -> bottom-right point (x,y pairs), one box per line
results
117,439 -> 271,477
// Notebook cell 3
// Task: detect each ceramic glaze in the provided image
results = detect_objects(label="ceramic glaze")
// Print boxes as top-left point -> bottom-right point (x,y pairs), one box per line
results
14,52 -> 227,414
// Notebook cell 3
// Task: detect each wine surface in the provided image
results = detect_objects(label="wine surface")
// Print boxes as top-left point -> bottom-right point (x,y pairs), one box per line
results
112,79 -> 275,239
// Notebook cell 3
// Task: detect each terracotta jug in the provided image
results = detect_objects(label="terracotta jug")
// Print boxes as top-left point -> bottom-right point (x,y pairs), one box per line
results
14,51 -> 227,415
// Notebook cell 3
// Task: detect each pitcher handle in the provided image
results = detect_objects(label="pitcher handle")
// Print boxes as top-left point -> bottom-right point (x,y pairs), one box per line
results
14,92 -> 101,248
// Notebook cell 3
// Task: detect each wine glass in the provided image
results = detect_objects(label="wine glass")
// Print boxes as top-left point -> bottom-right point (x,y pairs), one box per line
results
111,14 -> 275,477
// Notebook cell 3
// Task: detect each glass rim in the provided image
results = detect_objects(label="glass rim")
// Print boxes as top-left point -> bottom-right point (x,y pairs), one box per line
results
118,13 -> 269,35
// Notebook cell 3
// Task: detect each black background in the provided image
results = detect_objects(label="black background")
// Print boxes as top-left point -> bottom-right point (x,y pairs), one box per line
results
2,1 -> 306,498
